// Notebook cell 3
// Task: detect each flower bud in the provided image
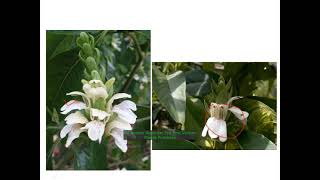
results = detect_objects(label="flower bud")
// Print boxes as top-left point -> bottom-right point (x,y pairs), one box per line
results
76,32 -> 90,48
84,57 -> 98,73
82,43 -> 93,56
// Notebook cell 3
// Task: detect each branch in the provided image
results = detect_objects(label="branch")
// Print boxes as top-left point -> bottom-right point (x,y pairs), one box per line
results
120,32 -> 146,92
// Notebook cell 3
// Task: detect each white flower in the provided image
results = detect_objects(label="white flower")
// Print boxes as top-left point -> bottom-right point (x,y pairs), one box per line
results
81,120 -> 106,143
91,108 -> 110,120
59,79 -> 137,152
83,80 -> 108,101
60,111 -> 88,147
105,95 -> 137,152
201,96 -> 249,142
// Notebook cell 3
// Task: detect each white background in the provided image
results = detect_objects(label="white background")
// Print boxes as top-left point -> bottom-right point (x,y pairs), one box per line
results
40,0 -> 280,179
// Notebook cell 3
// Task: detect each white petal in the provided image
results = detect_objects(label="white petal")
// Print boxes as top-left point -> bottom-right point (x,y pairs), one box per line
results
67,91 -> 87,97
228,107 -> 249,120
91,108 -> 110,120
227,96 -> 243,105
105,118 -> 132,134
115,139 -> 128,152
217,120 -> 227,142
65,111 -> 88,124
65,124 -> 85,147
83,84 -> 91,95
207,117 -> 219,139
112,106 -> 137,124
208,129 -> 218,139
201,125 -> 208,137
82,121 -> 105,143
219,136 -> 227,142
201,117 -> 214,137
106,93 -> 132,112
110,128 -> 128,152
60,124 -> 73,138
114,100 -> 137,111
66,91 -> 90,106
89,87 -> 108,99
209,118 -> 227,141
60,100 -> 87,114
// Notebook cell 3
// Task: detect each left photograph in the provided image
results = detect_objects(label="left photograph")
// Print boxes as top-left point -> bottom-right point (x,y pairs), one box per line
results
46,30 -> 151,170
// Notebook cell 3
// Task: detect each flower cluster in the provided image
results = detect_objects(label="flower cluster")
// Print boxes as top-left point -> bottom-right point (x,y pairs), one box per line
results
60,79 -> 137,152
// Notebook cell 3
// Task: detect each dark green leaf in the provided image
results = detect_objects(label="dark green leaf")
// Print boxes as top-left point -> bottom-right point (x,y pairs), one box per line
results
46,49 -> 83,109
237,130 -> 276,150
247,96 -> 276,111
134,105 -> 151,131
185,70 -> 211,97
49,35 -> 78,60
74,140 -> 107,170
185,97 -> 205,137
152,65 -> 186,129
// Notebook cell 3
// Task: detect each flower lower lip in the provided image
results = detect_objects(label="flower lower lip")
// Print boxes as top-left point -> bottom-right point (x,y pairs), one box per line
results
204,104 -> 246,139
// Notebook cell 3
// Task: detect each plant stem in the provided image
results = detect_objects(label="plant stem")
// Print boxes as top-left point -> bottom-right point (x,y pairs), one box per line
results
120,32 -> 146,92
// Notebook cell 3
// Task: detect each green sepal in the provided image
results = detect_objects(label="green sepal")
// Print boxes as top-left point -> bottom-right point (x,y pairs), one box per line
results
105,77 -> 115,96
91,70 -> 102,81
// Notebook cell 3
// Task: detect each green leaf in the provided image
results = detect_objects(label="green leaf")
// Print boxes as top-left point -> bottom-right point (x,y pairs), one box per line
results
51,108 -> 59,124
49,35 -> 78,60
233,98 -> 277,143
46,49 -> 84,109
134,105 -> 151,131
223,62 -> 276,96
152,139 -> 200,150
152,65 -> 186,129
185,69 -> 211,97
136,30 -> 150,45
237,130 -> 276,150
247,96 -> 276,111
185,97 -> 205,137
74,140 -> 107,170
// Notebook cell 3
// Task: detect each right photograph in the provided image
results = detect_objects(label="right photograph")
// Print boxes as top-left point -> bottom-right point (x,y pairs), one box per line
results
152,62 -> 277,150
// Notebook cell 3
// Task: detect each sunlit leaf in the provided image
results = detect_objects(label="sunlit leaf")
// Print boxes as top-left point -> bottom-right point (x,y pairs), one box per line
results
233,98 -> 277,143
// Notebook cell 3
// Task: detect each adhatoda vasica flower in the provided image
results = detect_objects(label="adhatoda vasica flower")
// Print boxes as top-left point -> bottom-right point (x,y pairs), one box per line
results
201,96 -> 249,142
201,76 -> 249,142
60,79 -> 137,152
59,32 -> 137,152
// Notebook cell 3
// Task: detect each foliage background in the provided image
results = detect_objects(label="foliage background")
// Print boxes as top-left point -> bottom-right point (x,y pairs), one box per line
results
46,30 -> 150,170
152,62 -> 277,150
